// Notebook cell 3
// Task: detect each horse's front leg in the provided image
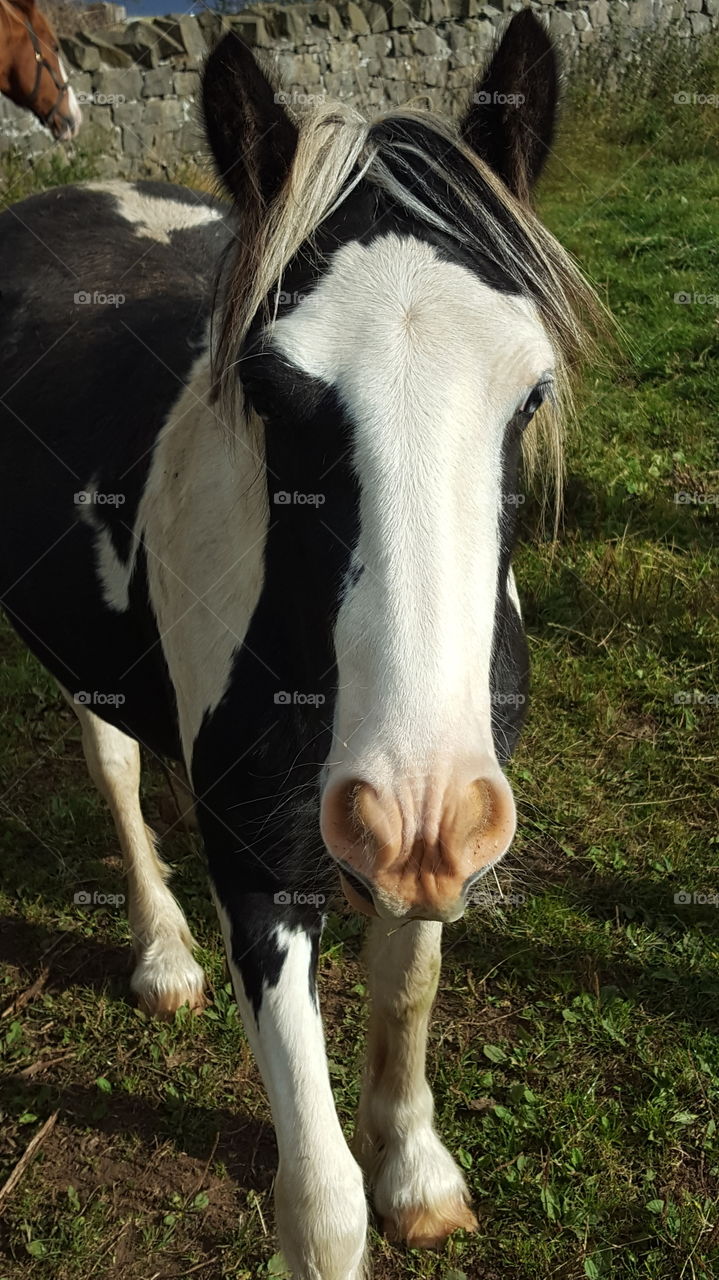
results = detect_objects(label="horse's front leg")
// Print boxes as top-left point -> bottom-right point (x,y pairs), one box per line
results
355,918 -> 478,1247
214,894 -> 368,1280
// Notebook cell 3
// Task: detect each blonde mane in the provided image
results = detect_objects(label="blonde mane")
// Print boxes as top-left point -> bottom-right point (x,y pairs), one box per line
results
213,97 -> 602,512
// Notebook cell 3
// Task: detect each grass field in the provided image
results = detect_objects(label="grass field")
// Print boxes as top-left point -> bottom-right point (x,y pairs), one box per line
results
1,37 -> 718,1280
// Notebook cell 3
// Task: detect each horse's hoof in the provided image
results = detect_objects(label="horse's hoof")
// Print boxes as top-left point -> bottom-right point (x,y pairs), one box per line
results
136,985 -> 207,1019
383,1197 -> 478,1248
131,944 -> 207,1019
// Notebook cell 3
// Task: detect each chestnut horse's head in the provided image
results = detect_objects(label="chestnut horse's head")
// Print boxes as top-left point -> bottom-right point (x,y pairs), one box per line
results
0,0 -> 81,139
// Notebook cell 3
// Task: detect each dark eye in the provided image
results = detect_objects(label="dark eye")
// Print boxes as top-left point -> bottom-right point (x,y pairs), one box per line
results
242,375 -> 271,418
518,379 -> 553,423
240,362 -> 282,420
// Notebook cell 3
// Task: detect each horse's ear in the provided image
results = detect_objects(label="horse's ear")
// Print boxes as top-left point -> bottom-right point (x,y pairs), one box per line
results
202,33 -> 298,210
460,11 -> 558,204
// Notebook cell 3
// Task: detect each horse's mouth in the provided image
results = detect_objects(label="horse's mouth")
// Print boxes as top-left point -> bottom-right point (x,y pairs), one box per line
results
339,868 -> 378,917
52,114 -> 81,142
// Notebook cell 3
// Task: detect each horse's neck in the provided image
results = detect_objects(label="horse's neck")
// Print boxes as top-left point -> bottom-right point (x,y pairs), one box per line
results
0,5 -> 19,92
139,351 -> 269,755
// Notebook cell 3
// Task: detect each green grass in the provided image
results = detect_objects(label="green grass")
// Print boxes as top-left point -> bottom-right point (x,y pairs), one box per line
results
1,37 -> 718,1280
0,146 -> 101,204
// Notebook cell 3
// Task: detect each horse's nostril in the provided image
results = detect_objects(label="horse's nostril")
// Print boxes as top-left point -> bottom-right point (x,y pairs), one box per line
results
321,777 -> 388,860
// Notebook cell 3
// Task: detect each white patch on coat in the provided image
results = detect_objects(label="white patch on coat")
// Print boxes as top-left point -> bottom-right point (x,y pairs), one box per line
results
75,479 -> 137,612
60,63 -> 81,136
94,526 -> 135,612
215,903 -> 368,1279
136,355 -> 268,760
79,352 -> 267,759
86,182 -> 222,244
507,566 -> 522,618
273,232 -> 553,792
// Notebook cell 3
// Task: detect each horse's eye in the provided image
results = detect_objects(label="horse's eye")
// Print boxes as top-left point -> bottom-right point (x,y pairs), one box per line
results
519,378 -> 553,423
242,376 -> 274,419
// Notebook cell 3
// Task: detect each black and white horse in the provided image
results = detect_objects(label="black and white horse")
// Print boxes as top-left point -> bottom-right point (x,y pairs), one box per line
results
0,14 -> 595,1277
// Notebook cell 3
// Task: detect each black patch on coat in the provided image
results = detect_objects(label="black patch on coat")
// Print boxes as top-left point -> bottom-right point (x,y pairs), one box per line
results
191,370 -> 360,912
225,898 -> 323,1022
0,182 -> 230,759
489,414 -> 530,763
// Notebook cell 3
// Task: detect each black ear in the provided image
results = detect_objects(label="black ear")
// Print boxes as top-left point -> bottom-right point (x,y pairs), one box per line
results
460,11 -> 558,204
202,33 -> 298,210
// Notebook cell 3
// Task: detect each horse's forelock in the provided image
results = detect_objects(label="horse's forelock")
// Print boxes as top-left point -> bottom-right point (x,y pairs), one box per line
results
212,100 -> 604,510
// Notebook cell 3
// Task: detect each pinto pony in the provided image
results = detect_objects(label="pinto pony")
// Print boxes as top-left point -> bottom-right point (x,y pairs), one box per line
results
0,0 -> 80,139
0,14 -> 596,1278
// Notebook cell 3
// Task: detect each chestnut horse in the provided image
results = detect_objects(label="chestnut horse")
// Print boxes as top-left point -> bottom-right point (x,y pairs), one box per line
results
0,0 -> 80,139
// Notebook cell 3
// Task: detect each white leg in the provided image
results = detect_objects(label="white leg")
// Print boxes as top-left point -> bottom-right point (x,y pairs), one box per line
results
355,918 -> 477,1247
66,692 -> 206,1017
216,901 -> 368,1280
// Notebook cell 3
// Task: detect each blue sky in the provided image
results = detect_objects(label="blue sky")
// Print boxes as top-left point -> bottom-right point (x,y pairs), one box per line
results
123,0 -> 203,15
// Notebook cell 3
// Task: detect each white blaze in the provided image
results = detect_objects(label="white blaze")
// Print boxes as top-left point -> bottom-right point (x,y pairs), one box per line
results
273,232 -> 553,790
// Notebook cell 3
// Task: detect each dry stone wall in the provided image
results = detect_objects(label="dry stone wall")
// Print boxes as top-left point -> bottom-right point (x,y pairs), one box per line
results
1,0 -> 717,178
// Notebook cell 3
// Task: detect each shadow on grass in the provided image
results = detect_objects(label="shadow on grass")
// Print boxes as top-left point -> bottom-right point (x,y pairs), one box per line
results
0,1068 -> 276,1192
0,915 -> 137,1001
449,866 -> 719,1032
521,478 -> 718,553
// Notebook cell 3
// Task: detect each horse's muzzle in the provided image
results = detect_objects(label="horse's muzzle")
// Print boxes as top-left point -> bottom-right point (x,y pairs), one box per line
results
321,773 -> 516,923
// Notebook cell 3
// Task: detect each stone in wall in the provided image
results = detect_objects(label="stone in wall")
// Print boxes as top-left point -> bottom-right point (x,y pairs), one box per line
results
1,0 -> 717,176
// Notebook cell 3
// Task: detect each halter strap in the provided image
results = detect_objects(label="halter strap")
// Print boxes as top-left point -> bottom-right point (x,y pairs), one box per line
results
1,0 -> 74,133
